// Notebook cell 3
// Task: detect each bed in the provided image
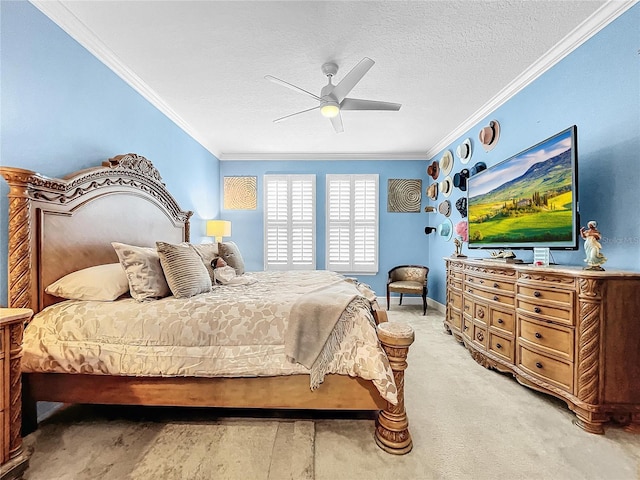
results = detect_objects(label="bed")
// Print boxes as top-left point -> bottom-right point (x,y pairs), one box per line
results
0,154 -> 415,455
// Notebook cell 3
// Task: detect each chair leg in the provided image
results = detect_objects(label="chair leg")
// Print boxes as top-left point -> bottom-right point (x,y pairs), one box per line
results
422,294 -> 427,316
386,287 -> 390,311
399,293 -> 403,306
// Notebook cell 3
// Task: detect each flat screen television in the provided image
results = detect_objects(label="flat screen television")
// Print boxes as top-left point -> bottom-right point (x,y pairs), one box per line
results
467,125 -> 579,251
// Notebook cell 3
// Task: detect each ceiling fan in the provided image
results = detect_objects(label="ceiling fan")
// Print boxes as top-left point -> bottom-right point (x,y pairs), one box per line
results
265,57 -> 401,133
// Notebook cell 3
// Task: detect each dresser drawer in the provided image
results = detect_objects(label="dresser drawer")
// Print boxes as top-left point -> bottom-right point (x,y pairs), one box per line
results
517,285 -> 573,306
448,309 -> 462,330
463,297 -> 473,317
518,345 -> 573,393
466,276 -> 514,293
450,290 -> 462,310
489,306 -> 515,336
472,323 -> 487,349
449,268 -> 464,281
517,298 -> 572,325
451,279 -> 462,291
519,317 -> 573,360
466,284 -> 515,306
489,333 -> 513,362
462,317 -> 473,341
474,302 -> 488,324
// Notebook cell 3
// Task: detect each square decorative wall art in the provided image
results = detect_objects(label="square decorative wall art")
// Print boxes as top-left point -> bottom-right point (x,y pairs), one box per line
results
224,176 -> 257,210
387,179 -> 422,213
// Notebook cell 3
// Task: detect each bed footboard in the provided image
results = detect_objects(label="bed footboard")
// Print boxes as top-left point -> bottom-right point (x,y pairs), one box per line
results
375,321 -> 415,455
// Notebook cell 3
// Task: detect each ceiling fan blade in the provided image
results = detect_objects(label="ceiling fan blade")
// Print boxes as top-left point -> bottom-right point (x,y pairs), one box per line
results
340,98 -> 401,111
330,113 -> 344,133
265,75 -> 322,101
331,57 -> 375,103
273,105 -> 320,123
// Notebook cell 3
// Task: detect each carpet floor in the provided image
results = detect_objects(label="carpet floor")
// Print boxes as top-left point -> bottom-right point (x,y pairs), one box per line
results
21,306 -> 640,480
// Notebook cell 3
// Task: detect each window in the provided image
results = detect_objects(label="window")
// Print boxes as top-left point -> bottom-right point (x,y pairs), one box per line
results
264,175 -> 315,270
326,174 -> 378,273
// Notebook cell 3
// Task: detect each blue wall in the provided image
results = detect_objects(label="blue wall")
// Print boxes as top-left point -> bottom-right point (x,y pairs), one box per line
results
426,4 -> 640,304
0,1 -> 220,305
221,160 -> 428,295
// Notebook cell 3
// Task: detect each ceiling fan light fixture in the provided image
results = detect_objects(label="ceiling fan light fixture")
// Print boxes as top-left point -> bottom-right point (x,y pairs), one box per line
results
320,102 -> 340,118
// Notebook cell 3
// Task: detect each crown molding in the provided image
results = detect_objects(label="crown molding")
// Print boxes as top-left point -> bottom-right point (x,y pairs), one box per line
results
424,0 -> 637,160
31,0 -> 634,163
218,152 -> 427,161
29,0 -> 221,159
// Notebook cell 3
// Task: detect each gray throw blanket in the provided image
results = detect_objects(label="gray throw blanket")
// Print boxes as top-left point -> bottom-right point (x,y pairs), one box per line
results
285,280 -> 365,389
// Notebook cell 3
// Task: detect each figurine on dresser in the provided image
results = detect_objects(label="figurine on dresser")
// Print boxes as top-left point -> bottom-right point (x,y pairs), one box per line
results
580,220 -> 607,270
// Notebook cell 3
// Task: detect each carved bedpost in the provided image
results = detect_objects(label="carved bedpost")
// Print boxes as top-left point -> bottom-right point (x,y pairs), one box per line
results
0,167 -> 37,310
375,321 -> 415,455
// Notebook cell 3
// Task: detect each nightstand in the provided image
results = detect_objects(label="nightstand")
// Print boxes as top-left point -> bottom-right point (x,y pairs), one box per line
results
1,308 -> 31,480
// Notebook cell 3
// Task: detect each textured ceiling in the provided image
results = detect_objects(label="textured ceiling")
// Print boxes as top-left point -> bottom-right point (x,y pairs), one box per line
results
33,1 -> 627,160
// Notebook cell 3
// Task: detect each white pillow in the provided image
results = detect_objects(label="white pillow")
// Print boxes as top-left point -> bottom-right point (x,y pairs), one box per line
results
45,263 -> 130,301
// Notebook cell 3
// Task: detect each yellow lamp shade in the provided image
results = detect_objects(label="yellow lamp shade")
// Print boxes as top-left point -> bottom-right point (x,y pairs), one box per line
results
206,220 -> 231,243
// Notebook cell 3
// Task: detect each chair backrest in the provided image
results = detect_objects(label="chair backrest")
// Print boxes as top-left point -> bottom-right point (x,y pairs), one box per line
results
388,265 -> 429,284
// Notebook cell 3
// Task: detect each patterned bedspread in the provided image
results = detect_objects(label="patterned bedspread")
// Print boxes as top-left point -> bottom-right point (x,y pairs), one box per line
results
22,270 -> 398,404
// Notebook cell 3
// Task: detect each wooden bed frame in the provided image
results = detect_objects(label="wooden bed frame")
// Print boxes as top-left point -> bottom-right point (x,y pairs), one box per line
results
0,154 -> 415,457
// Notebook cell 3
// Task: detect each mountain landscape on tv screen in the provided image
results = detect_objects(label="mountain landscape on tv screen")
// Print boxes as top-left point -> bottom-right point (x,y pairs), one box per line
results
468,149 -> 573,245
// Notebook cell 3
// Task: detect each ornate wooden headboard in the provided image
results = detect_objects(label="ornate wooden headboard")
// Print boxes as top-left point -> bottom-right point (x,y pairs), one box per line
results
0,154 -> 192,313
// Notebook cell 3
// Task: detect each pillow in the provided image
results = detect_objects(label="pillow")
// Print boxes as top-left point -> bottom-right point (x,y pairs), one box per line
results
218,241 -> 245,275
112,242 -> 171,301
45,263 -> 129,301
156,241 -> 212,298
190,242 -> 219,283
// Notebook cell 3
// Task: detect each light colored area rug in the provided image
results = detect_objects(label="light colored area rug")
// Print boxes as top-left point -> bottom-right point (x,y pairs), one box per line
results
21,307 -> 640,480
23,409 -> 314,480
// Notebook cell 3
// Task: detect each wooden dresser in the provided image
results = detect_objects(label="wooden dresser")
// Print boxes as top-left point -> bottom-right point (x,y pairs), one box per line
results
1,309 -> 30,480
444,258 -> 640,434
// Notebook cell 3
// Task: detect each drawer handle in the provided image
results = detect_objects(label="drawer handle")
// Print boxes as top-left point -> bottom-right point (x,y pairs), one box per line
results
493,295 -> 499,301
479,279 -> 484,284
534,291 -> 541,297
464,306 -> 470,311
464,326 -> 469,331
535,362 -> 543,369
477,309 -> 485,319
468,278 -> 474,282
494,283 -> 499,288
468,289 -> 473,294
534,307 -> 541,314
497,318 -> 504,324
496,343 -> 502,349
535,332 -> 542,339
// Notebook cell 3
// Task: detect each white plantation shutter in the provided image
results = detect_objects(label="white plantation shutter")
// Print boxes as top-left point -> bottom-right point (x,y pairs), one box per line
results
264,175 -> 315,270
326,174 -> 378,273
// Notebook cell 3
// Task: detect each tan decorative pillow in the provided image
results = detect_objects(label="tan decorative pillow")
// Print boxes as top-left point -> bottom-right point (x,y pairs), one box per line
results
45,263 -> 129,301
112,242 -> 171,301
218,241 -> 245,275
156,241 -> 212,298
190,242 -> 219,283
